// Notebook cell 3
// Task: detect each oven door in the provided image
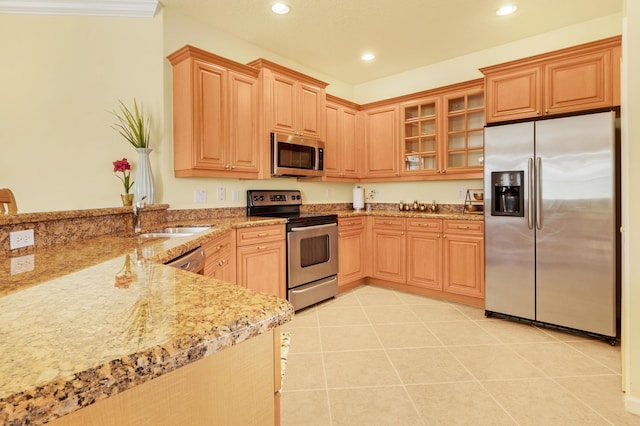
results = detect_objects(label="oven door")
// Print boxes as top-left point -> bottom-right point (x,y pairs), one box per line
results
287,222 -> 338,289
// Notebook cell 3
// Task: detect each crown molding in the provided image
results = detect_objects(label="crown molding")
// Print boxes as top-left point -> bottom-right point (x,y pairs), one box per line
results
0,0 -> 160,18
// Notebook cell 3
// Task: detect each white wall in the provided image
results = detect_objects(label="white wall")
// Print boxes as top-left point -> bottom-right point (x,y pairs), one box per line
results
354,13 -> 622,104
0,8 -> 625,215
622,0 -> 640,415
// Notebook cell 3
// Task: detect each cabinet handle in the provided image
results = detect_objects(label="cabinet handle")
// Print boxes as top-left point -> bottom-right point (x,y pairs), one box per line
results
257,233 -> 268,237
457,225 -> 470,229
257,246 -> 267,250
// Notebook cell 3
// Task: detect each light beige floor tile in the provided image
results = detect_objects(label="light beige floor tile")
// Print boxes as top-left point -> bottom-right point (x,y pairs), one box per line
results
394,291 -> 452,306
427,321 -> 500,346
352,284 -> 392,295
451,302 -> 487,320
356,291 -> 405,306
410,303 -> 471,322
374,322 -> 441,348
316,291 -> 360,308
483,377 -> 606,425
510,342 -> 614,377
317,305 -> 369,326
387,347 -> 472,384
280,390 -> 331,426
329,386 -> 423,426
287,327 -> 322,354
282,353 -> 326,391
319,325 -> 382,351
476,318 -> 558,344
284,307 -> 319,329
567,341 -> 622,374
448,344 -> 545,380
536,326 -> 594,342
554,374 -> 639,425
407,382 -> 516,425
323,350 -> 400,388
364,305 -> 421,324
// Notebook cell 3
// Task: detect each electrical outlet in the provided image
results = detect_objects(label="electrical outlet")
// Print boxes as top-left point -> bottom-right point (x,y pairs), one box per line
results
458,188 -> 465,199
10,229 -> 34,250
325,189 -> 331,198
10,254 -> 34,275
231,190 -> 239,202
194,190 -> 207,203
217,187 -> 226,201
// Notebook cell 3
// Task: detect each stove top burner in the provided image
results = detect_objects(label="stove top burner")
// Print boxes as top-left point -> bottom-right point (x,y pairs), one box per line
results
246,190 -> 337,226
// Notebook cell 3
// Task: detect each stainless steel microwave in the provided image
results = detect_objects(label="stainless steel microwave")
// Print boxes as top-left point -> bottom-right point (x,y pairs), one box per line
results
271,132 -> 324,177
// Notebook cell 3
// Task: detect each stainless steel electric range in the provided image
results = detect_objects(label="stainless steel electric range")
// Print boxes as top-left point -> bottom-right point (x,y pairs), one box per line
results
246,190 -> 338,311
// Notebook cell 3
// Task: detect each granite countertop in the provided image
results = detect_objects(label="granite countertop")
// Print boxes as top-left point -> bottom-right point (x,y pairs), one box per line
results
0,217 -> 292,425
0,208 -> 479,424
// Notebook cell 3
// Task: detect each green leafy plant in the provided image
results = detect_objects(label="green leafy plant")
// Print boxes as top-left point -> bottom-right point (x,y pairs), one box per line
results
111,99 -> 150,149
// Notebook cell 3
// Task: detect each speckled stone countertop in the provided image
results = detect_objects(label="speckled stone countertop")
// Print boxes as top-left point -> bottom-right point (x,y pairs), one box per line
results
0,217 -> 292,425
0,207 -> 480,425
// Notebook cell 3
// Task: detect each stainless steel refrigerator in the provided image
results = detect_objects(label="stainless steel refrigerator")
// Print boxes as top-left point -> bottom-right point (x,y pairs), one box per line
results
484,111 -> 619,341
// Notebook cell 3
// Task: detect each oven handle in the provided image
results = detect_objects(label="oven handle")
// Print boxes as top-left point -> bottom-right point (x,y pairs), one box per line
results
289,223 -> 337,232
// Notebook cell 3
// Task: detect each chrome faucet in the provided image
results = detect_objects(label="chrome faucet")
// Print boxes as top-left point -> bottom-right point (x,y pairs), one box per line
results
133,196 -> 147,233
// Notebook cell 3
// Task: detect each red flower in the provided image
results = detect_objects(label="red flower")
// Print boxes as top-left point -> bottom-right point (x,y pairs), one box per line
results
113,158 -> 134,194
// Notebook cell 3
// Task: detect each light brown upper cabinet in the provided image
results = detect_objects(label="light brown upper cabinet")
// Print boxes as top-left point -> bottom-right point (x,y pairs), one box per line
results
168,45 -> 261,178
325,95 -> 361,180
248,58 -> 327,140
481,36 -> 621,124
362,104 -> 400,178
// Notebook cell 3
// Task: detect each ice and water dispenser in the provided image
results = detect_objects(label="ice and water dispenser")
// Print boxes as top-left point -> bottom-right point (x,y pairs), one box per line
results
491,171 -> 524,217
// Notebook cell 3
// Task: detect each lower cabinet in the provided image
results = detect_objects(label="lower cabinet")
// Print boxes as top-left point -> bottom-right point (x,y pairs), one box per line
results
203,231 -> 236,283
360,216 -> 484,306
406,218 -> 443,291
337,217 -> 366,289
443,220 -> 485,299
370,217 -> 406,284
236,225 -> 286,299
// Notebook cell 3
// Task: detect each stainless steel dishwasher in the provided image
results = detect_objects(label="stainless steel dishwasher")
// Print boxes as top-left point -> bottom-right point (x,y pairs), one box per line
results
165,246 -> 206,274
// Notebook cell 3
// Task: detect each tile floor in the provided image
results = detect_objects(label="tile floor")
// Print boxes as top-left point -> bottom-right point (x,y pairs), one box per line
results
280,284 -> 638,425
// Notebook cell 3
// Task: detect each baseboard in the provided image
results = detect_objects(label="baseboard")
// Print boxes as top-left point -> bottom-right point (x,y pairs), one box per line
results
626,394 -> 640,416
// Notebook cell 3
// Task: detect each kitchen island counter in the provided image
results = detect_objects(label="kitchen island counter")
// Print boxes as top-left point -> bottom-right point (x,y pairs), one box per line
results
0,217 -> 293,425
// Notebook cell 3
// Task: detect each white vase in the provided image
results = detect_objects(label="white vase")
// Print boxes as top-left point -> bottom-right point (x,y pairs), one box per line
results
133,148 -> 154,204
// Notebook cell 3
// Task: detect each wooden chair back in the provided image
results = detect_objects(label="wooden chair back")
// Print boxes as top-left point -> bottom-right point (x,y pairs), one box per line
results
0,188 -> 18,214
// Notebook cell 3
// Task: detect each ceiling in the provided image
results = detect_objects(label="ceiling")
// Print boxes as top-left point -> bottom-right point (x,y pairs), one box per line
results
161,0 -> 621,85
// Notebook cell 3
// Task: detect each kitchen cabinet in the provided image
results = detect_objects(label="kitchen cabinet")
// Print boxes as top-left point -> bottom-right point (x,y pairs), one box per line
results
248,58 -> 327,139
203,231 -> 236,283
50,329 -> 280,426
362,104 -> 400,178
370,216 -> 405,283
406,218 -> 442,291
236,224 -> 286,299
399,80 -> 484,179
338,216 -> 366,290
482,36 -> 621,123
167,45 -> 261,178
443,220 -> 484,299
325,95 -> 361,179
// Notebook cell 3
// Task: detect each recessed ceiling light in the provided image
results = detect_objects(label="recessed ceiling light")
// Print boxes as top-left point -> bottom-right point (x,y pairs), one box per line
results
496,4 -> 517,16
271,3 -> 290,14
361,53 -> 375,61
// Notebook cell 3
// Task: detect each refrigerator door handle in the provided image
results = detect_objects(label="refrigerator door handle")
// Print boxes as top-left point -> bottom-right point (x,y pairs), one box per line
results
535,156 -> 542,230
528,157 -> 534,230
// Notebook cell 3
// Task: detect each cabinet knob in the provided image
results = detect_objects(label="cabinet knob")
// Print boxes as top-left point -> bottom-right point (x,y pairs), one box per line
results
225,164 -> 230,169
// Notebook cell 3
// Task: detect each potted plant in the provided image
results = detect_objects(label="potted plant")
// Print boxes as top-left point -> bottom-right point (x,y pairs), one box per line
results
111,99 -> 154,204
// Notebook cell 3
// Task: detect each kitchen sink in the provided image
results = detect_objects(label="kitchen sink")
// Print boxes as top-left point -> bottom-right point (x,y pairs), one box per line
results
138,226 -> 213,238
